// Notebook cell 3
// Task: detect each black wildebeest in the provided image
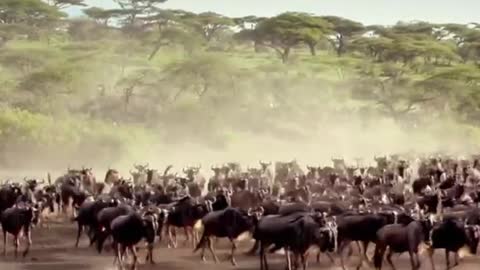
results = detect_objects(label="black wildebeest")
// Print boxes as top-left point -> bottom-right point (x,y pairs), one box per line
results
1,203 -> 40,258
426,217 -> 480,270
255,212 -> 336,270
373,214 -> 435,270
110,211 -> 159,270
73,195 -> 118,247
194,207 -> 262,265
94,203 -> 135,253
336,210 -> 413,270
165,196 -> 211,248
0,182 -> 22,214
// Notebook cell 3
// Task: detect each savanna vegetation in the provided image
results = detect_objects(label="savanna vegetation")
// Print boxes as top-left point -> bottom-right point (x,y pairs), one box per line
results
1,0 -> 480,169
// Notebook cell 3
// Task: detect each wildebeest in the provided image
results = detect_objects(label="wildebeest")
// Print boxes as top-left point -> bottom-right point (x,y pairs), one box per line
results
373,213 -> 435,270
1,203 -> 40,258
73,195 -> 118,247
94,203 -> 136,253
0,182 -> 22,214
254,212 -> 336,270
110,211 -> 159,270
426,217 -> 480,270
194,207 -> 262,265
336,210 -> 413,270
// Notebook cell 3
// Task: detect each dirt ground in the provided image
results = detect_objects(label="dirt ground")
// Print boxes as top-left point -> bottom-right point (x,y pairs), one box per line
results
1,220 -> 480,270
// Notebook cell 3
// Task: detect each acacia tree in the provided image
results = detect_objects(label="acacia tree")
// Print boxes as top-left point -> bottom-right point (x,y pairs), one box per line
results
83,7 -> 117,25
0,0 -> 63,25
43,0 -> 86,9
351,63 -> 437,121
254,12 -> 330,63
180,12 -> 234,43
321,16 -> 364,56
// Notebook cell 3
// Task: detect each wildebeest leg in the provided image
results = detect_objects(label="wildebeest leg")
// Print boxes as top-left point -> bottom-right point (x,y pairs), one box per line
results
2,230 -> 6,256
260,243 -> 269,270
326,252 -> 335,263
386,248 -> 396,270
112,242 -> 119,265
300,252 -> 308,270
445,250 -> 450,269
286,248 -> 292,270
414,252 -> 421,270
247,240 -> 259,255
23,228 -> 31,258
426,247 -> 435,270
146,243 -> 155,264
129,246 -> 138,270
363,241 -> 371,262
207,237 -> 219,263
408,251 -> 417,270
74,223 -> 83,247
117,244 -> 126,270
183,226 -> 190,246
13,235 -> 19,258
338,240 -> 351,270
228,237 -> 237,266
453,251 -> 459,267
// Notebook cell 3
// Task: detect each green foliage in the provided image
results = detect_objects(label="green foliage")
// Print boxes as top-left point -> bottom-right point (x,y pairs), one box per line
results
255,12 -> 331,62
2,2 -> 480,166
0,0 -> 64,24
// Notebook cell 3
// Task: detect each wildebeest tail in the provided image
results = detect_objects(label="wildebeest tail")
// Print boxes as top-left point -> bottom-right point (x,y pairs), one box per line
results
373,242 -> 386,270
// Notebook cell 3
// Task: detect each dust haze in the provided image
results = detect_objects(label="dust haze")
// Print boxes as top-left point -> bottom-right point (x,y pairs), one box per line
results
2,77 -> 478,179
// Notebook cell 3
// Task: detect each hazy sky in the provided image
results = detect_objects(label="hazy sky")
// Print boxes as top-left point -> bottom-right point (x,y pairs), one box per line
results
68,0 -> 479,25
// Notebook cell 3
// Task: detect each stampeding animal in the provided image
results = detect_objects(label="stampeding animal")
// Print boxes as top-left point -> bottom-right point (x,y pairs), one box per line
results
255,211 -> 337,270
110,210 -> 159,270
194,207 -> 262,266
1,202 -> 40,258
373,212 -> 436,270
426,217 -> 480,270
94,203 -> 136,253
336,210 -> 414,270
72,195 -> 118,247
0,182 -> 22,214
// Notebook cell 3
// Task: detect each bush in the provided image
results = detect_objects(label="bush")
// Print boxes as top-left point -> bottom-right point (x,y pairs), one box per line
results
0,108 -> 155,169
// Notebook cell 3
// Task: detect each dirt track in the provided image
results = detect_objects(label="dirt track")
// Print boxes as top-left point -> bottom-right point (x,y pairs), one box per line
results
1,220 -> 480,270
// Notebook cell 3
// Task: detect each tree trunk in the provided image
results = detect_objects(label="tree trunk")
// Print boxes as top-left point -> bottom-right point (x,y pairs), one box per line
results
281,47 -> 291,64
336,35 -> 345,57
307,42 -> 316,56
254,41 -> 261,53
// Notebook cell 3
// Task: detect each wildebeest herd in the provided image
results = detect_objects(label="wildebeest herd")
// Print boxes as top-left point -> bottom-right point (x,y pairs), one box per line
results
2,155 -> 480,270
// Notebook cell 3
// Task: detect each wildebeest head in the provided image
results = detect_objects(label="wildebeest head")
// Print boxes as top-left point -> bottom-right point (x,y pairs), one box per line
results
141,211 -> 159,244
374,156 -> 388,171
133,163 -> 149,173
259,161 -> 271,172
464,225 -> 480,254
183,165 -> 201,180
332,158 -> 346,171
317,220 -> 338,253
15,203 -> 40,227
24,178 -> 44,192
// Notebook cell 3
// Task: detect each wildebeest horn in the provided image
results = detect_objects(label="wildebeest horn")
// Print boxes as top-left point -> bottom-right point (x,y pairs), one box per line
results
39,179 -> 45,184
145,163 -> 149,168
129,169 -> 134,175
47,173 -> 52,185
23,177 -> 28,182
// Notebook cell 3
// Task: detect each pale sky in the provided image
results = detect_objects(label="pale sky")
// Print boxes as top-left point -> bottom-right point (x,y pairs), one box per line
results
67,0 -> 479,26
